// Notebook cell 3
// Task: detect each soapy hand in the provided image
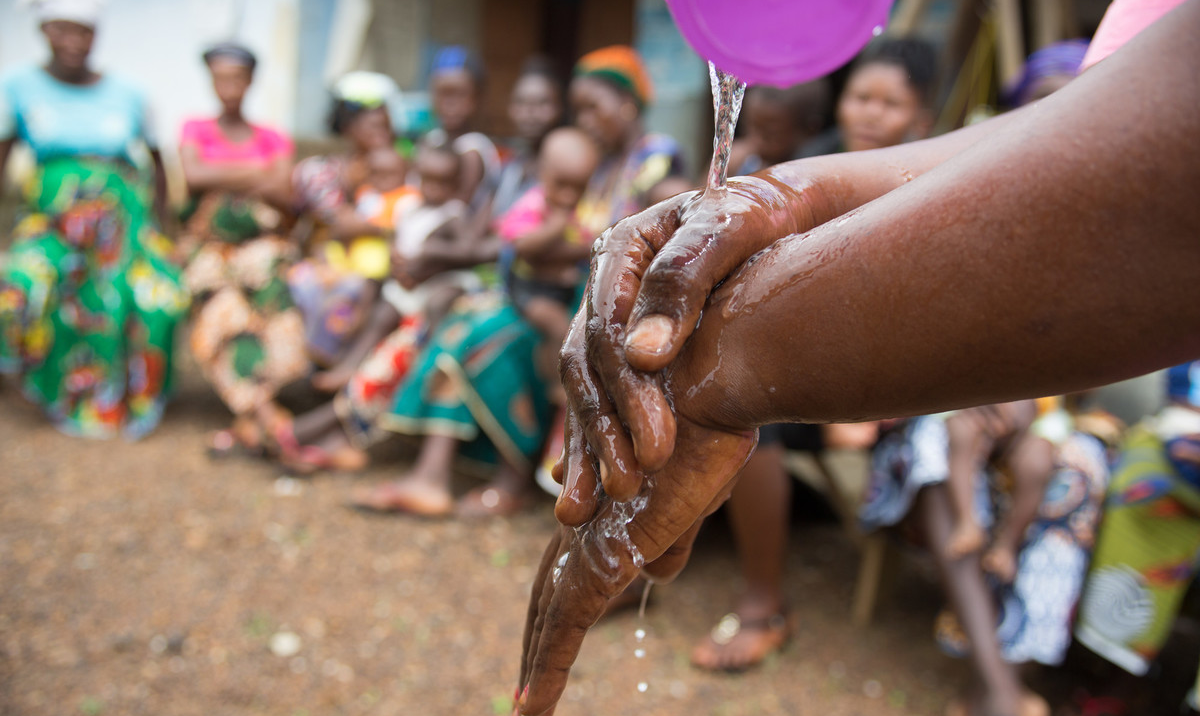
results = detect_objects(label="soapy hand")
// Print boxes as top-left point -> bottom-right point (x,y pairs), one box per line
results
555,175 -> 816,520
516,415 -> 757,716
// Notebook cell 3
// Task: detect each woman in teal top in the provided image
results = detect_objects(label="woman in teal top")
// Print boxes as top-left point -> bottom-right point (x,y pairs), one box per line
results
0,6 -> 188,438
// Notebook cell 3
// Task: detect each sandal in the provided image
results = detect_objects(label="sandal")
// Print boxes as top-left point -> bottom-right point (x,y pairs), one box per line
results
454,486 -> 531,518
690,611 -> 792,672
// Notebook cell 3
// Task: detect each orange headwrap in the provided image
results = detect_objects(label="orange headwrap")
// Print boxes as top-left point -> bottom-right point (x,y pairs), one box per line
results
574,45 -> 654,108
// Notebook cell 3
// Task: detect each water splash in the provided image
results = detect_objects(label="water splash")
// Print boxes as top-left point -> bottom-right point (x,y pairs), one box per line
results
706,62 -> 747,192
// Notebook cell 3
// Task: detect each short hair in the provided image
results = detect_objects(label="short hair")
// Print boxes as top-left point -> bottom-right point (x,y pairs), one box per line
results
417,138 -> 462,174
202,42 -> 257,73
852,37 -> 938,105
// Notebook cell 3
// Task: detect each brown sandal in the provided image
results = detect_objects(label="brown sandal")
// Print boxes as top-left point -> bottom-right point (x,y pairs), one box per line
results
690,611 -> 792,672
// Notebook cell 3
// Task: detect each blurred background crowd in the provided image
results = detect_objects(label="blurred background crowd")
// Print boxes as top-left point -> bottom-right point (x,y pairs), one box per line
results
1,0 -> 1196,714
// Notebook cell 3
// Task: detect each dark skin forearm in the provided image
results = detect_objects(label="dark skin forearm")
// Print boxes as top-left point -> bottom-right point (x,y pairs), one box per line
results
519,6 -> 1200,713
671,1 -> 1200,430
0,137 -> 13,202
149,148 -> 171,231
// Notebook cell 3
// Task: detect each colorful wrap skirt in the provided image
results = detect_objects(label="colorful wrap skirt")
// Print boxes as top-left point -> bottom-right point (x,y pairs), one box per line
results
0,158 -> 189,438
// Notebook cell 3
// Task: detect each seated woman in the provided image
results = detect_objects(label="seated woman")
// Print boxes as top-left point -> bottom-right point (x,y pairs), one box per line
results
287,72 -> 403,390
1073,360 -> 1200,713
177,42 -> 309,456
860,400 -> 1114,716
255,58 -> 568,478
294,47 -> 684,518
0,3 -> 188,439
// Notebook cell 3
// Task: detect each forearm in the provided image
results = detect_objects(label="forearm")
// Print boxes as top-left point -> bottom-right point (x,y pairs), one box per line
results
671,2 -> 1200,429
150,150 -> 171,230
748,109 -> 1019,237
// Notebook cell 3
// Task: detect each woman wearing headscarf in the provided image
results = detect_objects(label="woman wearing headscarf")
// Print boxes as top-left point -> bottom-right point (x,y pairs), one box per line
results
345,46 -> 686,517
285,71 -> 403,383
178,42 -> 308,456
0,0 -> 188,438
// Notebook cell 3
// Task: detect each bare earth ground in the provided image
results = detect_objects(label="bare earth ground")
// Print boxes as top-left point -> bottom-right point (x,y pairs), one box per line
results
0,359 -> 976,716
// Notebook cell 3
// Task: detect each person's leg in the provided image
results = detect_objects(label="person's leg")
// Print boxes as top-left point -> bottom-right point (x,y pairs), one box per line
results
917,484 -> 1026,716
312,290 -> 399,393
456,456 -> 537,517
290,402 -> 342,445
945,412 -> 991,559
521,296 -> 572,404
350,433 -> 459,515
691,440 -> 792,671
982,433 -> 1054,582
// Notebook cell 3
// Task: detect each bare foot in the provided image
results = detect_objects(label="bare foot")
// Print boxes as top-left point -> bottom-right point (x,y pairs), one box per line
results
944,690 -> 1047,716
982,546 -> 1019,583
455,486 -> 531,518
945,519 -> 987,560
690,609 -> 791,672
349,479 -> 454,516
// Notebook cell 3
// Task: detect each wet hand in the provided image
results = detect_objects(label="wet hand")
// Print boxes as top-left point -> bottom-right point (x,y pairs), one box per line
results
558,176 -> 813,512
516,416 -> 757,716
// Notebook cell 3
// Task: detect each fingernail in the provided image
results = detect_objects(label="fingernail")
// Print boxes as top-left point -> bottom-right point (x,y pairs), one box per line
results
626,315 -> 675,355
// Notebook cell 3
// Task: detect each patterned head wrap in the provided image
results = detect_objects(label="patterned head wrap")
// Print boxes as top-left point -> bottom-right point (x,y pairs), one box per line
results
1004,39 -> 1089,107
23,0 -> 106,27
574,45 -> 654,108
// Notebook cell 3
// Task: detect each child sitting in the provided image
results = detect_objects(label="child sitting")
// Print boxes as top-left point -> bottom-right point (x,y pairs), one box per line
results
494,127 -> 599,398
308,147 -> 414,392
384,141 -> 479,335
942,401 -> 1057,582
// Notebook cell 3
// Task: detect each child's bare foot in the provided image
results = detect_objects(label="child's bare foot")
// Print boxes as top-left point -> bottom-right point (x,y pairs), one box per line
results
690,608 -> 791,672
945,520 -> 987,560
982,546 -> 1019,583
349,479 -> 454,516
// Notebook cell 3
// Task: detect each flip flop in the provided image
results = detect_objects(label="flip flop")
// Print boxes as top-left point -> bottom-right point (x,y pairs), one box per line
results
689,610 -> 792,672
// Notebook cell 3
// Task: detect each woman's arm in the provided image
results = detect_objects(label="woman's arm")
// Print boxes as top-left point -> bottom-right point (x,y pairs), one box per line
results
149,148 -> 171,231
671,1 -> 1200,429
0,137 -> 13,202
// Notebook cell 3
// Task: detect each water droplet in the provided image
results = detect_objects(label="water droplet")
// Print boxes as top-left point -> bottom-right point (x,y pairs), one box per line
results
637,682 -> 648,693
634,628 -> 646,642
872,24 -> 884,36
634,648 -> 645,659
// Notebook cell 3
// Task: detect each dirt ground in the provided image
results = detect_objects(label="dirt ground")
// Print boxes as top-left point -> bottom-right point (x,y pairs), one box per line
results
3,358 -> 986,716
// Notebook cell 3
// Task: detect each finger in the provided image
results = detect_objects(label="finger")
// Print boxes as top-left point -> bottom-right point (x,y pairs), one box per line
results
554,409 -> 601,526
519,529 -> 567,690
582,201 -> 689,470
560,319 -> 643,502
585,322 -> 677,474
625,182 -> 796,372
640,518 -> 704,584
521,537 -> 625,716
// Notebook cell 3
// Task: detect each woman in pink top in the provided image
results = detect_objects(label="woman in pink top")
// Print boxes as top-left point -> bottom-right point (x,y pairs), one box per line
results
177,43 -> 309,459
